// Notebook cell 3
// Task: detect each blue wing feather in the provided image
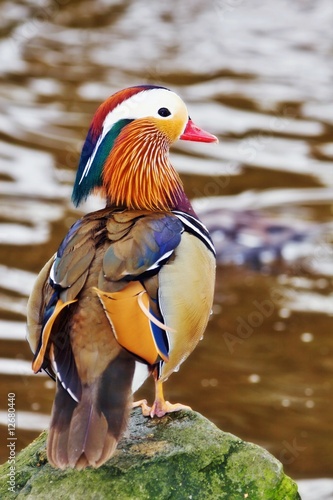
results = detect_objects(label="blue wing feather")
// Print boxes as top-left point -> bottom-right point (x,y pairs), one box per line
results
103,214 -> 184,281
56,219 -> 84,261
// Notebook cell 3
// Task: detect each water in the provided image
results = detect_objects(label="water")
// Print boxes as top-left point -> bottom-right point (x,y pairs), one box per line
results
0,0 -> 333,495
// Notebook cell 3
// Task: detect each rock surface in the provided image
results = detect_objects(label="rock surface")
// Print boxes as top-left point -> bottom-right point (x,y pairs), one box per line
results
0,409 -> 300,499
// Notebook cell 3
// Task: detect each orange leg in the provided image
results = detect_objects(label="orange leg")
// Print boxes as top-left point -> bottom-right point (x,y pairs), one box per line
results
133,379 -> 191,418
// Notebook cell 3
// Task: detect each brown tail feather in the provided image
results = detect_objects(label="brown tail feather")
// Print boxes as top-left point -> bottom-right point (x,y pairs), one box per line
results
47,352 -> 135,469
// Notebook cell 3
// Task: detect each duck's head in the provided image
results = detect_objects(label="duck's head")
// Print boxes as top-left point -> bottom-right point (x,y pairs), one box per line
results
72,85 -> 217,211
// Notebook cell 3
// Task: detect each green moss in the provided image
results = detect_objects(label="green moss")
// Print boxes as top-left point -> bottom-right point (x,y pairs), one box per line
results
0,410 -> 300,500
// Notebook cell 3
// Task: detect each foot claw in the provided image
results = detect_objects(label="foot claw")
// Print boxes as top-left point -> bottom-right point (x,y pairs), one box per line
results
149,401 -> 192,418
132,399 -> 152,417
132,399 -> 191,418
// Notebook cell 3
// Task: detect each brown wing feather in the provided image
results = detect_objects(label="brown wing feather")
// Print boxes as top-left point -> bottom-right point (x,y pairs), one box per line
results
45,213 -> 141,469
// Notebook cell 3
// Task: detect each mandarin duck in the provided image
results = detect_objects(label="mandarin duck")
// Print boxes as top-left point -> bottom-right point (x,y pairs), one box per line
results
27,85 -> 217,469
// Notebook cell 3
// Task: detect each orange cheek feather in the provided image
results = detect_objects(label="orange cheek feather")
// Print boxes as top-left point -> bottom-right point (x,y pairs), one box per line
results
102,119 -> 183,211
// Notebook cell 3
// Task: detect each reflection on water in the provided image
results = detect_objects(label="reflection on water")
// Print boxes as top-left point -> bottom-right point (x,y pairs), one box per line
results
0,0 -> 333,493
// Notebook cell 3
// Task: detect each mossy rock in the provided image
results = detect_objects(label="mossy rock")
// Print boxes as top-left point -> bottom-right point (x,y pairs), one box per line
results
0,409 -> 300,499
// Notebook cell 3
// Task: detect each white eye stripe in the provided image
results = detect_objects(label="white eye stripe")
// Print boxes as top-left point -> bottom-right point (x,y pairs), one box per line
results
102,89 -> 186,136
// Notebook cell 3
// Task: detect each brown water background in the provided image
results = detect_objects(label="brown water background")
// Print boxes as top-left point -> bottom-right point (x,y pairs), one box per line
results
0,1 -> 333,497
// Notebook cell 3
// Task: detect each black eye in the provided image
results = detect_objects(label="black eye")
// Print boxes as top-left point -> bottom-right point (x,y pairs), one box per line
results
158,107 -> 171,117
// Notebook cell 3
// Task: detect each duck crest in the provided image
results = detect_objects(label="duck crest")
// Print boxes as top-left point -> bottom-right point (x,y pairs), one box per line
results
90,85 -> 166,139
103,119 -> 183,211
